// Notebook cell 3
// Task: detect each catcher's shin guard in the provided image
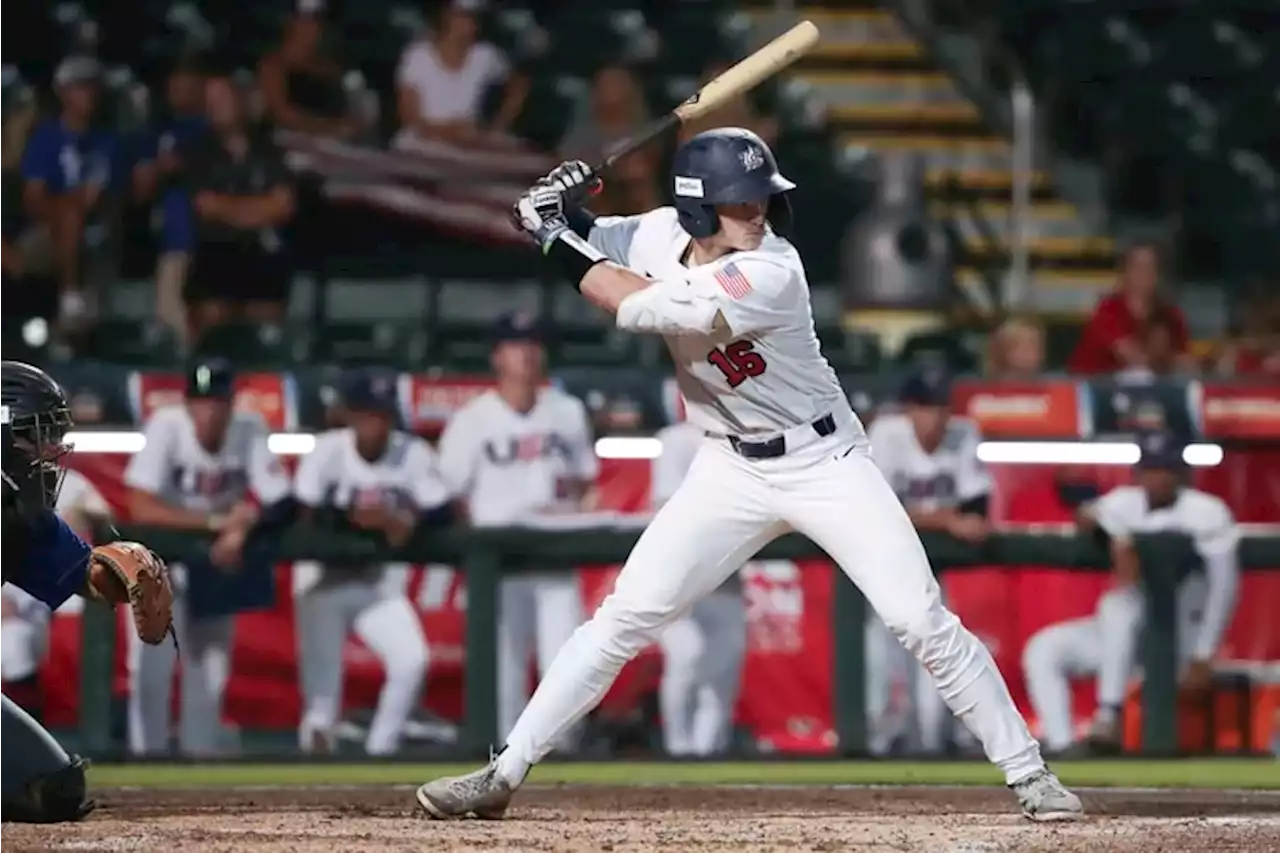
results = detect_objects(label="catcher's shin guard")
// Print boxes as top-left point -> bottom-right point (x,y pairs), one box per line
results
2,694 -> 96,822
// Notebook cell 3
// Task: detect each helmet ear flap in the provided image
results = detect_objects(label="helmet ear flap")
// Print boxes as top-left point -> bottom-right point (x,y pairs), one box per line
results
676,203 -> 719,238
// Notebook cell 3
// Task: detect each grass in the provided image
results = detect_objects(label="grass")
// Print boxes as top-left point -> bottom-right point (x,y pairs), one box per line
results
89,759 -> 1280,791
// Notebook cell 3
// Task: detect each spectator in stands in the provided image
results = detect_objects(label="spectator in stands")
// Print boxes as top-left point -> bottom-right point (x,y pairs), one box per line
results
395,0 -> 528,146
259,0 -> 362,140
677,57 -> 778,146
986,315 -> 1046,379
1067,241 -> 1194,376
560,65 -> 661,216
1217,287 -> 1280,376
132,58 -> 208,347
184,73 -> 296,341
19,56 -> 123,335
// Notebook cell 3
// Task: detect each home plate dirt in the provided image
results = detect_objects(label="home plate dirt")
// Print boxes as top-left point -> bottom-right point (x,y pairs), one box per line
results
6,785 -> 1279,852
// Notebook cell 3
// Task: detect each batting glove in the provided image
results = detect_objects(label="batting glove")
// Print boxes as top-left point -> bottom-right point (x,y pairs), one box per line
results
512,182 -> 569,250
544,160 -> 602,203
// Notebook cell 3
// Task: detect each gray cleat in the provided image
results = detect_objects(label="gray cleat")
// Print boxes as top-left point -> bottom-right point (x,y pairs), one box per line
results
1011,768 -> 1085,822
415,760 -> 515,820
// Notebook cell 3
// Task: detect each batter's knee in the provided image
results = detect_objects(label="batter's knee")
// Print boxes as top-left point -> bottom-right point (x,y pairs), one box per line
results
885,600 -> 973,682
589,594 -> 685,662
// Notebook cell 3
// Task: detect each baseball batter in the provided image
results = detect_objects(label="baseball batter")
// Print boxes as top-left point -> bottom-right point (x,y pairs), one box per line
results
292,369 -> 444,755
1022,431 -> 1239,755
865,368 -> 991,755
2,361 -> 173,823
123,359 -> 293,756
653,399 -> 746,757
436,314 -> 598,745
416,128 -> 1081,821
2,469 -> 113,710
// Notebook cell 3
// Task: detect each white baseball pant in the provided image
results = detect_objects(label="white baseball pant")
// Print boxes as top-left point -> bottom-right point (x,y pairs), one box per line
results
497,573 -> 584,746
1,587 -> 50,683
127,568 -> 233,756
658,585 -> 746,756
865,613 -> 953,755
498,414 -> 1045,785
1022,578 -> 1205,751
294,564 -> 430,756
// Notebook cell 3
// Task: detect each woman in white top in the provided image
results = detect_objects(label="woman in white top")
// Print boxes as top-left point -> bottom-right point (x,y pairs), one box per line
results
395,0 -> 528,144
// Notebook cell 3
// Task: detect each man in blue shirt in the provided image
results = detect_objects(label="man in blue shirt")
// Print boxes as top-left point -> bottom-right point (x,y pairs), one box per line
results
19,56 -> 122,333
1,361 -> 169,822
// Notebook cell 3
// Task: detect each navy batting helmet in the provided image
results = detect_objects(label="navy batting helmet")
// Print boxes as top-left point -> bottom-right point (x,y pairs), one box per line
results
671,127 -> 795,239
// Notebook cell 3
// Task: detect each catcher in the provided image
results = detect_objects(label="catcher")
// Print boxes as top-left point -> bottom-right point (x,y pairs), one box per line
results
1,360 -> 174,823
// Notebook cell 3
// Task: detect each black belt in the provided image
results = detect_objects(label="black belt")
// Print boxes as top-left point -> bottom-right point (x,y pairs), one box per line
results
726,413 -> 837,460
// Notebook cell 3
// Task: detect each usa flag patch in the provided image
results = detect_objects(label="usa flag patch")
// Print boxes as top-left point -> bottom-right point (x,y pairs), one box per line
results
714,262 -> 753,300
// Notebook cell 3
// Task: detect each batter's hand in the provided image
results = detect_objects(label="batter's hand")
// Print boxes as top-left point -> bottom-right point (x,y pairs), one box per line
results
543,160 -> 602,204
512,183 -> 569,249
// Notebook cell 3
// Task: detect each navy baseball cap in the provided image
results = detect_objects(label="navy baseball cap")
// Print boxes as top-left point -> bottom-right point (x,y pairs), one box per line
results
185,359 -> 235,400
899,368 -> 952,406
1135,431 -> 1186,470
341,369 -> 398,413
494,311 -> 543,344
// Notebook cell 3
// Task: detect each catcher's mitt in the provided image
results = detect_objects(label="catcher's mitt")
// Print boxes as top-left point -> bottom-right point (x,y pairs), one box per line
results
89,542 -> 175,646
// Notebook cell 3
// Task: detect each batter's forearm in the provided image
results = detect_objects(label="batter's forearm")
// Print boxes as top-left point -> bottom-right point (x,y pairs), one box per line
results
578,262 -> 651,316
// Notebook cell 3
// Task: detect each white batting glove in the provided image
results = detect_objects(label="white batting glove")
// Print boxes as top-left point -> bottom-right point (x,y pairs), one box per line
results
511,182 -> 569,249
543,160 -> 601,203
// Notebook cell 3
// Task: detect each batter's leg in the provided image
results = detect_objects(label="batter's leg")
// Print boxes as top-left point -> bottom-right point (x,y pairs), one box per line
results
912,650 -> 953,754
1022,616 -> 1102,753
657,609 -> 704,755
688,590 -> 747,755
177,613 -> 234,757
128,591 -> 182,755
784,452 -> 1047,786
497,576 -> 537,743
1,694 -> 93,822
294,579 -> 356,752
416,445 -> 786,818
1093,587 -> 1143,736
864,614 -> 909,756
353,592 -> 430,756
533,574 -> 586,751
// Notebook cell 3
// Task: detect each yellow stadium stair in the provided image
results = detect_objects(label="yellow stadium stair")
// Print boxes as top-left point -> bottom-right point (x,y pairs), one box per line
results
747,4 -> 1118,313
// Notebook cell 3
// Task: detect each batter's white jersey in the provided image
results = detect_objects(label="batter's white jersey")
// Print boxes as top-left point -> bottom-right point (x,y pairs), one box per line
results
124,405 -> 292,511
1087,485 -> 1240,660
588,208 -> 858,438
867,414 -> 991,511
437,388 -> 597,527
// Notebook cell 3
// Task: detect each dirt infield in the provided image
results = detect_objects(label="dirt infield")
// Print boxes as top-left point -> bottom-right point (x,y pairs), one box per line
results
6,784 -> 1280,852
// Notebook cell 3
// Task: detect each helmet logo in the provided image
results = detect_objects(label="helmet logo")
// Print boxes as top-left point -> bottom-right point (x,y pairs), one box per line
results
674,176 -> 705,198
740,146 -> 765,171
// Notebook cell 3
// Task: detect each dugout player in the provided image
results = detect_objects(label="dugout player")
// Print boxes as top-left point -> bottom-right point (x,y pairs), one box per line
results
2,468 -> 113,716
123,358 -> 294,756
436,312 -> 599,746
2,361 -> 171,823
292,369 -> 448,755
865,368 -> 991,755
1022,431 -> 1239,755
653,390 -> 746,756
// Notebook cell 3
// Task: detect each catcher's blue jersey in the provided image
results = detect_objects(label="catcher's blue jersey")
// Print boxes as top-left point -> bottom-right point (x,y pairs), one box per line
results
6,510 -> 90,610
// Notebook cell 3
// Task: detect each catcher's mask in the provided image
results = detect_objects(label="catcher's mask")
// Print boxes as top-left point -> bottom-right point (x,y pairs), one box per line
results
2,361 -> 74,518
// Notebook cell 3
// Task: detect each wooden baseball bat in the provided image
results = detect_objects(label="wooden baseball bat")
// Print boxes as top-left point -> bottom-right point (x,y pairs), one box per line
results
593,20 -> 821,174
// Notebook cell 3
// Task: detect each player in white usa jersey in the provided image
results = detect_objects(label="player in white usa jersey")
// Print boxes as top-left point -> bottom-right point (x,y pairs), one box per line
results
653,382 -> 746,756
417,128 -> 1081,822
436,313 -> 598,747
123,360 -> 293,756
1022,431 -> 1240,756
866,369 -> 991,756
292,370 -> 445,755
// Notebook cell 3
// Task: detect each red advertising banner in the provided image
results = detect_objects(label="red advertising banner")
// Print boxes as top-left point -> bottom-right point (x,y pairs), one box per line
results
1197,382 -> 1280,440
127,371 -> 298,432
396,374 -> 496,436
951,380 -> 1085,439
